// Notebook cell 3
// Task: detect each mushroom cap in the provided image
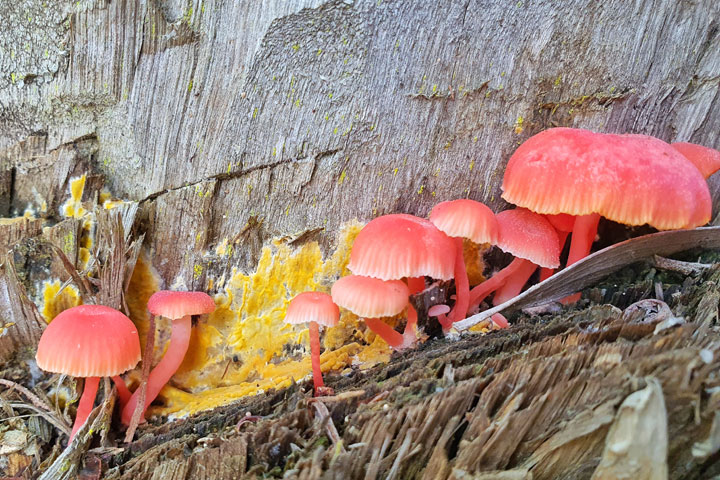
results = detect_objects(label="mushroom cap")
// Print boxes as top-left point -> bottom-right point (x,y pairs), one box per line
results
502,128 -> 711,230
331,275 -> 409,318
348,214 -> 456,281
671,142 -> 720,179
495,209 -> 561,268
147,290 -> 216,320
36,305 -> 141,378
285,291 -> 339,327
544,213 -> 575,233
429,199 -> 499,244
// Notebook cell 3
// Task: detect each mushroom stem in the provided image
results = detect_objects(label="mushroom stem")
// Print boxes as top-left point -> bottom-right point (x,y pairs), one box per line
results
446,237 -> 470,327
406,277 -> 425,295
122,315 -> 192,424
492,260 -> 538,305
401,304 -> 419,348
70,376 -> 100,441
111,376 -> 131,407
364,317 -> 404,348
567,213 -> 601,266
468,257 -> 527,311
308,321 -> 325,393
539,231 -> 570,281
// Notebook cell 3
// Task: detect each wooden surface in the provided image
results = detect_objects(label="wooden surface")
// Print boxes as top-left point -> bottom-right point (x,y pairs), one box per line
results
0,0 -> 719,284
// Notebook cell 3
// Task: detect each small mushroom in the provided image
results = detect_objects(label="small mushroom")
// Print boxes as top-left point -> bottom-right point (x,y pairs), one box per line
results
284,291 -> 339,396
35,305 -> 141,440
332,275 -> 412,349
121,290 -> 215,425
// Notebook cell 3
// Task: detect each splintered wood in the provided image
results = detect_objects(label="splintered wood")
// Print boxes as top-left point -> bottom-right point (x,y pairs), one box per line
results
98,266 -> 720,479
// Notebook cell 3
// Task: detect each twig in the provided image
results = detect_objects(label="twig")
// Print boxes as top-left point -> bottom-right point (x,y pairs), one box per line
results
312,400 -> 344,451
0,379 -> 66,422
653,255 -> 712,276
8,403 -> 72,437
125,314 -> 156,442
309,390 -> 366,403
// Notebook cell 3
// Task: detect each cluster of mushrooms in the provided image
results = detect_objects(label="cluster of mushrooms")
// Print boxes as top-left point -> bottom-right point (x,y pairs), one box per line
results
286,127 -> 720,395
32,127 -> 720,436
35,291 -> 215,440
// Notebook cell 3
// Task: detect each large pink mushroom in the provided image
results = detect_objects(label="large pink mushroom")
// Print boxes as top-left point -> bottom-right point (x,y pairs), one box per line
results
502,128 -> 711,271
36,305 -> 140,440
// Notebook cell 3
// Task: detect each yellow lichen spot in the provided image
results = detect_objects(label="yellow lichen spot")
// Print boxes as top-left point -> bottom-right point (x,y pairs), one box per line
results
431,191 -> 436,197
417,185 -> 424,194
294,99 -> 301,107
554,75 -> 562,87
469,159 -> 475,171
272,146 -> 277,156
41,280 -> 82,323
338,169 -> 347,185
393,167 -> 398,176
317,48 -> 322,56
292,44 -> 300,52
514,115 -> 524,134
328,92 -> 333,99
227,162 -> 232,174
252,107 -> 258,119
193,263 -> 203,279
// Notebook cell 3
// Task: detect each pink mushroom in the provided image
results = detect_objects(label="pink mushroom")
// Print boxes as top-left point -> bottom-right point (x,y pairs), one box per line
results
121,290 -> 215,425
284,292 -> 339,395
35,305 -> 140,440
429,199 -> 498,328
332,275 -> 411,349
347,214 -> 456,344
468,209 -> 560,311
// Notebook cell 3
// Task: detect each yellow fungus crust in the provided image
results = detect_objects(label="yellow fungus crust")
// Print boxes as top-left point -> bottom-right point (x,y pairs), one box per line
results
41,280 -> 82,323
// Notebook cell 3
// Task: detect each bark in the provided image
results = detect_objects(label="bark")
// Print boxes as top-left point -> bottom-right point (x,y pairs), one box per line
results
0,0 -> 719,282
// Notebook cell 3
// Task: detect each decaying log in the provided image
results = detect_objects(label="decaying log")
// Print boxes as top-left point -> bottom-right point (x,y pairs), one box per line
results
93,261 -> 720,479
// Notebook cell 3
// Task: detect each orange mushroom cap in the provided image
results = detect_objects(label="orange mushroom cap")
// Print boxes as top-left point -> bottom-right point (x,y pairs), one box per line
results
429,199 -> 498,244
285,292 -> 339,327
331,275 -> 409,318
348,214 -> 456,281
495,209 -> 561,268
147,290 -> 216,320
671,142 -> 720,179
502,128 -> 711,230
36,305 -> 141,378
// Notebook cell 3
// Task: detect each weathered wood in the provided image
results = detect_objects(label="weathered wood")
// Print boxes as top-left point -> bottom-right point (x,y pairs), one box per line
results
1,0 -> 719,278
